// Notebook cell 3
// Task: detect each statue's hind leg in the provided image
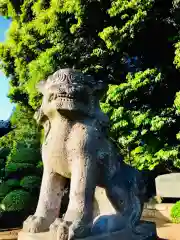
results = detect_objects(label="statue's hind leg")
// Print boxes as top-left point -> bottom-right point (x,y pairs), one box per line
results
105,175 -> 144,231
105,184 -> 129,213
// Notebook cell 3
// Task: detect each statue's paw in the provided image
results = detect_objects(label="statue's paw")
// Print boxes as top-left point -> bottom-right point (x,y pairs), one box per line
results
23,215 -> 50,233
68,220 -> 92,240
50,218 -> 69,240
50,218 -> 92,240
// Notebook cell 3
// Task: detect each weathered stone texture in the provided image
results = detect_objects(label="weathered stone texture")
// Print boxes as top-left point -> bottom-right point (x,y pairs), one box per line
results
19,69 -> 157,240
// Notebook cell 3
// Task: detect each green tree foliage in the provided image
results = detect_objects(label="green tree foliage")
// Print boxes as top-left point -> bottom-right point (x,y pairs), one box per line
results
0,0 -> 155,109
101,68 -> 180,170
0,0 -> 180,172
100,1 -> 180,171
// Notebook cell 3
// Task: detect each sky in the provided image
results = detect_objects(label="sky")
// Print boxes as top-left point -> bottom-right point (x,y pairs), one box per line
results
0,16 -> 13,120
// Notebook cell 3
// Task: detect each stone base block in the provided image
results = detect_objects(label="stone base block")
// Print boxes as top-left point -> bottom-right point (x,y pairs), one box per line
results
18,221 -> 157,240
18,231 -> 50,240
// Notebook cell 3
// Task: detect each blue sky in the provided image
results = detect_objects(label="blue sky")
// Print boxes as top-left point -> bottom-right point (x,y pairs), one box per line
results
0,16 -> 13,120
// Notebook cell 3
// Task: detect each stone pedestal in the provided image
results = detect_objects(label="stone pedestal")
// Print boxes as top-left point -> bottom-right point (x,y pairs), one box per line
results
18,231 -> 50,240
18,221 -> 157,240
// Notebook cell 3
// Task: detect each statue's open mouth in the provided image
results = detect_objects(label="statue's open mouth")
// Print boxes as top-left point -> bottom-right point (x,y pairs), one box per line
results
59,94 -> 75,99
50,93 -> 75,101
52,92 -> 88,103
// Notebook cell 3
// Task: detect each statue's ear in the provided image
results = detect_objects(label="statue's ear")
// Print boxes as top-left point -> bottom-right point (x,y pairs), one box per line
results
36,80 -> 46,94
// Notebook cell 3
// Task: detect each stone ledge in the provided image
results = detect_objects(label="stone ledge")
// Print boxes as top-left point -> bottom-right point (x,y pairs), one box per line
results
18,221 -> 156,240
155,173 -> 180,198
18,231 -> 50,240
144,203 -> 173,211
142,203 -> 173,221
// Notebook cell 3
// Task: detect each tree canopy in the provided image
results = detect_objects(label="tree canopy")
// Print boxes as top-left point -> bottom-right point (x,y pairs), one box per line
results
0,0 -> 180,172
0,0 -> 158,108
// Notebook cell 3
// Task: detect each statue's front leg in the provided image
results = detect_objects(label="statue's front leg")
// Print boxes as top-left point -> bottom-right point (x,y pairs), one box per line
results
50,153 -> 97,240
66,155 -> 97,239
23,167 -> 66,233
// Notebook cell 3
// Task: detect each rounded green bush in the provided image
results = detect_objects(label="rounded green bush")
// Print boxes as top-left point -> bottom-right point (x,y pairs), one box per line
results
171,201 -> 180,223
1,190 -> 32,212
9,147 -> 41,164
20,176 -> 41,192
0,179 -> 20,201
5,163 -> 35,178
6,179 -> 20,188
0,182 -> 11,200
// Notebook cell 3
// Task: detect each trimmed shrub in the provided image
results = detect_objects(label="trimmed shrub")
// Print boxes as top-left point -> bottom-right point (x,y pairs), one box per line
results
0,182 -> 11,201
171,201 -> 180,223
0,179 -> 20,201
5,163 -> 35,179
1,190 -> 33,212
20,176 -> 41,192
9,146 -> 41,164
6,179 -> 20,188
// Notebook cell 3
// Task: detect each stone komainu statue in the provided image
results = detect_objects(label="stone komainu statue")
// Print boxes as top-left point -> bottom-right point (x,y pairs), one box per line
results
22,69 -> 156,240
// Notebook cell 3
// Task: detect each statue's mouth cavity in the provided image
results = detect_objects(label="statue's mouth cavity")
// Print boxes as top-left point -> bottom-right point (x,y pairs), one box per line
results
59,94 -> 74,99
50,93 -> 75,101
51,92 -> 88,103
